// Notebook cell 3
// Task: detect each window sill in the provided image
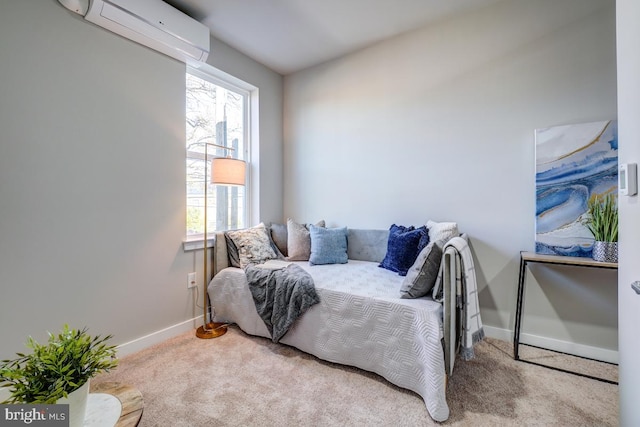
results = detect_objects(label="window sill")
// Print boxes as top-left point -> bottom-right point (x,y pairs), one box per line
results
182,236 -> 215,252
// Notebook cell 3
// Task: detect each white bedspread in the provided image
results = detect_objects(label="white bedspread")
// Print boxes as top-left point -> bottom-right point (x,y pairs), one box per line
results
208,260 -> 449,421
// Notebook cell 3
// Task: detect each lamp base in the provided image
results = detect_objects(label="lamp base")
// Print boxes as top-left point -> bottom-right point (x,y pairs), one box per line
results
196,322 -> 228,339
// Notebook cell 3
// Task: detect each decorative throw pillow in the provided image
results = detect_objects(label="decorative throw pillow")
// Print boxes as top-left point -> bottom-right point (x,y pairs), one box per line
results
226,223 -> 278,268
286,218 -> 326,261
427,220 -> 459,243
379,224 -> 429,276
400,240 -> 444,299
224,233 -> 241,268
269,223 -> 288,257
309,225 -> 348,265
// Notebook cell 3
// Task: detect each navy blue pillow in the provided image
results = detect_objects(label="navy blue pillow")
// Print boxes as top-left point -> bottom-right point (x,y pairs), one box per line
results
379,224 -> 429,276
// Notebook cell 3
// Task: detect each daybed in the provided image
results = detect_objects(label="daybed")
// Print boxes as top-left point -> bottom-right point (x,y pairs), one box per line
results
208,222 -> 482,422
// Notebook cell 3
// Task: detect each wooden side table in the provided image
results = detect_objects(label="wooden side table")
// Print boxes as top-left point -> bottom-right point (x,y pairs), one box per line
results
89,382 -> 144,426
514,251 -> 618,383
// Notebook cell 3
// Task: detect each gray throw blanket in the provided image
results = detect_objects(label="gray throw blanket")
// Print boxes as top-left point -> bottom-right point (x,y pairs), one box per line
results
245,263 -> 320,343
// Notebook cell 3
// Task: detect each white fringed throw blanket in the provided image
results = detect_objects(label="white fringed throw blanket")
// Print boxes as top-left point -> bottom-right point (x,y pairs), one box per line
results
433,236 -> 484,360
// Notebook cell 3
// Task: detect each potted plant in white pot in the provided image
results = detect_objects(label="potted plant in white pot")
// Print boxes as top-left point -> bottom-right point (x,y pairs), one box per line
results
0,325 -> 118,427
584,193 -> 619,262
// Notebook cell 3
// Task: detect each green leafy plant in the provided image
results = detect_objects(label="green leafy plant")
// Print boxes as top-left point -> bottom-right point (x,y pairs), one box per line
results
584,193 -> 618,242
0,325 -> 118,404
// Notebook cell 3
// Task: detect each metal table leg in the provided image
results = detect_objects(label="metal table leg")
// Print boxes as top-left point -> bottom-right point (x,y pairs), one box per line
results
513,254 -> 527,360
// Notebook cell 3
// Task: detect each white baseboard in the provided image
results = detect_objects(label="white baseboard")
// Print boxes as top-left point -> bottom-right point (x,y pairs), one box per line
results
482,325 -> 513,342
482,325 -> 618,364
116,316 -> 202,357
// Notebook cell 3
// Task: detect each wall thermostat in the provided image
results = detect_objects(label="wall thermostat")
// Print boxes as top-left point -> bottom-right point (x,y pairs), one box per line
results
619,163 -> 637,196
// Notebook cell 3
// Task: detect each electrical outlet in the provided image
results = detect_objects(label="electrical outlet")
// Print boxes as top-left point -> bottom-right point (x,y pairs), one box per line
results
187,272 -> 197,289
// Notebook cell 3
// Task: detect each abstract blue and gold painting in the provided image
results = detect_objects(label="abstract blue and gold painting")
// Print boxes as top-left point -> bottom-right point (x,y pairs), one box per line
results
535,120 -> 618,257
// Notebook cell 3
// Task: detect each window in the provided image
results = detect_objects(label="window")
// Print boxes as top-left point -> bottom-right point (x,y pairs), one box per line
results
186,68 -> 249,236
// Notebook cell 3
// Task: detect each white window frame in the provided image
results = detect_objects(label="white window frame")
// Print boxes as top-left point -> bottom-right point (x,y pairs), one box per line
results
184,65 -> 254,250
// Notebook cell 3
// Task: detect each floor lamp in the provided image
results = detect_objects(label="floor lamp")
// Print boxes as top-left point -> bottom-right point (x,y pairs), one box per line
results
196,143 -> 246,339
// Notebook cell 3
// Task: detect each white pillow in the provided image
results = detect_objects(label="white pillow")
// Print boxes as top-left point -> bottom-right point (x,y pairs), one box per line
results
226,223 -> 278,268
426,220 -> 459,243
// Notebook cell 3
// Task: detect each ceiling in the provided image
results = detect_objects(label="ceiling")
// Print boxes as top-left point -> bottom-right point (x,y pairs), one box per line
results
166,0 -> 504,75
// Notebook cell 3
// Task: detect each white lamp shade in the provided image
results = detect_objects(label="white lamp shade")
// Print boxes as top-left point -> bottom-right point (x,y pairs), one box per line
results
211,157 -> 246,186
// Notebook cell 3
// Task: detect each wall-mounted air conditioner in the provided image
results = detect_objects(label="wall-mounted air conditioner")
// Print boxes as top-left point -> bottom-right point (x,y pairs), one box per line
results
58,0 -> 210,63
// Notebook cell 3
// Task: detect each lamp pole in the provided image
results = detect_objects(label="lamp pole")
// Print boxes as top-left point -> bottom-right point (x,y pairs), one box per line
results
196,142 -> 228,339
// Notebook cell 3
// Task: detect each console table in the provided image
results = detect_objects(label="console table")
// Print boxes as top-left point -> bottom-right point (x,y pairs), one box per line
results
514,251 -> 617,383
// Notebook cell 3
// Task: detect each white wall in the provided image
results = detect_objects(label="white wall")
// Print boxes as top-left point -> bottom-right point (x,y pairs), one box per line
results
284,0 -> 618,355
0,0 -> 282,359
616,0 -> 640,424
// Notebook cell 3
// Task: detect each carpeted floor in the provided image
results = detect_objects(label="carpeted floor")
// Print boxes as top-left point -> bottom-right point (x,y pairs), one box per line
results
93,326 -> 618,426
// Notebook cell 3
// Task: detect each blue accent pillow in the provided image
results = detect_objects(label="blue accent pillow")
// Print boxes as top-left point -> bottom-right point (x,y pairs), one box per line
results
379,224 -> 429,276
309,225 -> 348,265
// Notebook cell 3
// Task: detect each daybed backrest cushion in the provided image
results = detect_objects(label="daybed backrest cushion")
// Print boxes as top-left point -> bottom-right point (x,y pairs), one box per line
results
347,229 -> 389,263
214,232 -> 229,275
214,226 -> 451,274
